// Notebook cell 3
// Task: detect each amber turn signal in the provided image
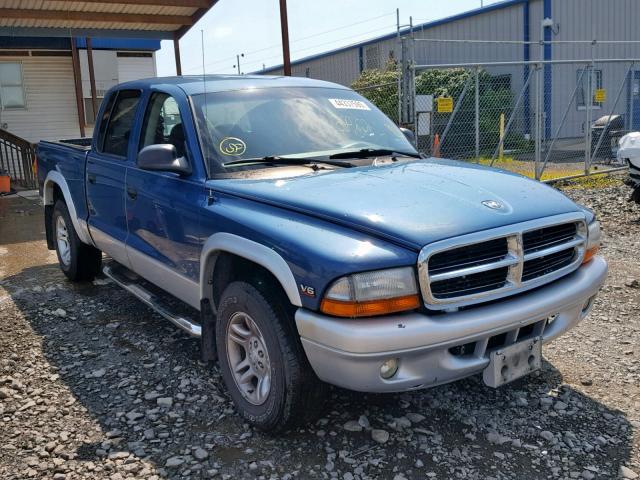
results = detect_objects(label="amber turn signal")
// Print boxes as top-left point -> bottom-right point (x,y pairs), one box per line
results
320,294 -> 420,318
582,246 -> 599,265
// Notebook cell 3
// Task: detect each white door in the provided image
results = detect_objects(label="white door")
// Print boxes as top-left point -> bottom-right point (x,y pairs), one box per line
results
117,54 -> 156,83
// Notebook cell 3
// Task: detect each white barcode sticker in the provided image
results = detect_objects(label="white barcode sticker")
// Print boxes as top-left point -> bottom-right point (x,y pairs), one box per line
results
329,98 -> 371,110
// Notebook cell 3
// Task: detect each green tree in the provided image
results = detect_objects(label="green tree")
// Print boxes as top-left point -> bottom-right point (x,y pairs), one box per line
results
352,65 -> 525,157
351,61 -> 399,123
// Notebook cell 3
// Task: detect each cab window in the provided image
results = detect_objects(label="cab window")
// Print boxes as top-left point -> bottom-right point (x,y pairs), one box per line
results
139,92 -> 186,158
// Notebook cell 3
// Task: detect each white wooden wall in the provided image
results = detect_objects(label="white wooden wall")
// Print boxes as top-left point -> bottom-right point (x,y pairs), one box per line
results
0,55 -> 80,142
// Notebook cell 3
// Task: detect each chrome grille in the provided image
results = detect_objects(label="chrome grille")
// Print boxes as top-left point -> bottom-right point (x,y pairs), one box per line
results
418,213 -> 587,309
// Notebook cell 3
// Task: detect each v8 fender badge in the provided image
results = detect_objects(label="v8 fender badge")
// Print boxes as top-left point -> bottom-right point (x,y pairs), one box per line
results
482,199 -> 503,210
299,284 -> 316,297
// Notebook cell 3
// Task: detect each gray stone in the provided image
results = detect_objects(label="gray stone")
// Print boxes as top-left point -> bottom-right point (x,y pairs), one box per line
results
125,411 -> 144,421
108,451 -> 129,460
358,415 -> 370,429
343,420 -> 363,432
157,397 -> 173,408
144,391 -> 161,401
193,448 -> 208,461
372,429 -> 390,444
540,430 -> 555,442
554,401 -> 568,411
406,413 -> 426,423
395,417 -> 412,429
165,456 -> 185,468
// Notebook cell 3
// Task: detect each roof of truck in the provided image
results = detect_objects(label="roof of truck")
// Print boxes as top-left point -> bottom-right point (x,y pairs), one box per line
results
116,75 -> 350,95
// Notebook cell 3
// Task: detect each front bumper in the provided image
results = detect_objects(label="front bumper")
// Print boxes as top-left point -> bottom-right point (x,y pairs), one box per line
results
629,163 -> 640,185
295,256 -> 608,393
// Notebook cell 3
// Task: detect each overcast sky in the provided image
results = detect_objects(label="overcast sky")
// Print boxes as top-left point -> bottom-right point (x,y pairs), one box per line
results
155,0 -> 504,77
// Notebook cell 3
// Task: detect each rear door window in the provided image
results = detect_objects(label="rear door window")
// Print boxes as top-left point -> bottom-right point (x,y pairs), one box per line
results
100,89 -> 141,157
96,92 -> 116,149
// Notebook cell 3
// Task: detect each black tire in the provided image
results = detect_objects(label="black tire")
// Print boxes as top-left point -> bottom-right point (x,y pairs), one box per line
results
52,200 -> 102,281
216,281 -> 326,432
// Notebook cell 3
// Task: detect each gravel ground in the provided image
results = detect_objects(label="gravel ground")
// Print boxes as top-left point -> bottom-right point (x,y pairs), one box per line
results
0,181 -> 639,480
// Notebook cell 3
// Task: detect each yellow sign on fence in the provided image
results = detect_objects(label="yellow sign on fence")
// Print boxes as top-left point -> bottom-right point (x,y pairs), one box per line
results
594,88 -> 607,103
437,97 -> 454,113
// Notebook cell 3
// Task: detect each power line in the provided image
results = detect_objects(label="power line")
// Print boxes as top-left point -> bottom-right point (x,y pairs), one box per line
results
240,23 -> 397,71
182,11 -> 395,73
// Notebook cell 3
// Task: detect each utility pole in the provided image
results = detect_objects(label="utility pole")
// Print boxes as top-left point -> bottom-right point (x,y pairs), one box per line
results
233,53 -> 244,75
279,0 -> 292,76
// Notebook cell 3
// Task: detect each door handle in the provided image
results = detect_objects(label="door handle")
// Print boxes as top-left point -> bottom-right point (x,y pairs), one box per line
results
127,186 -> 137,200
87,173 -> 96,184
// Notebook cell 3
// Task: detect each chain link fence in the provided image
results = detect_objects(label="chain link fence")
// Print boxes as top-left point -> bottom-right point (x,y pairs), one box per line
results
353,39 -> 640,182
352,81 -> 399,125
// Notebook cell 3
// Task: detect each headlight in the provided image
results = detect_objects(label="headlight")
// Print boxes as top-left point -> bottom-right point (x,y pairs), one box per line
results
320,267 -> 420,318
582,220 -> 601,264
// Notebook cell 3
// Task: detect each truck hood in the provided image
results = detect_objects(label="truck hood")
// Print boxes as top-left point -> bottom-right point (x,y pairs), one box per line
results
210,159 -> 583,250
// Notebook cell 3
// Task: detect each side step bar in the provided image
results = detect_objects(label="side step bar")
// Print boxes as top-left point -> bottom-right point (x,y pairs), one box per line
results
103,264 -> 202,338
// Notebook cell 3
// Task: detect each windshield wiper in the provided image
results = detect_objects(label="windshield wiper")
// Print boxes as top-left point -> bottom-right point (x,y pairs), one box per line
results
223,155 -> 354,169
329,148 -> 422,160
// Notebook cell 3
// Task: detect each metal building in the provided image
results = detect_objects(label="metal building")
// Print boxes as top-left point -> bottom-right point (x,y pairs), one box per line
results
260,0 -> 640,138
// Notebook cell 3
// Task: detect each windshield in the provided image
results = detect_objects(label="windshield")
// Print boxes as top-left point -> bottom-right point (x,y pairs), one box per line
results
190,87 -> 416,175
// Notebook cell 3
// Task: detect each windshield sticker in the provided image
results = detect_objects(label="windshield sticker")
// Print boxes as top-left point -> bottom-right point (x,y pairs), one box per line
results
329,99 -> 371,111
219,137 -> 246,156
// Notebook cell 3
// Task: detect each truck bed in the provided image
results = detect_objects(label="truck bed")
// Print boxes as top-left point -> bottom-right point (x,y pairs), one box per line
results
37,138 -> 92,228
40,137 -> 92,151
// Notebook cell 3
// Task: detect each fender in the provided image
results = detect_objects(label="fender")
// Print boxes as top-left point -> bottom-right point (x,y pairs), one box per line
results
200,233 -> 302,308
43,171 -> 94,246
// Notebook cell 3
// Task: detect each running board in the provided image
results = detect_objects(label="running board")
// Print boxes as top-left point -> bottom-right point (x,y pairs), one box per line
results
103,264 -> 202,338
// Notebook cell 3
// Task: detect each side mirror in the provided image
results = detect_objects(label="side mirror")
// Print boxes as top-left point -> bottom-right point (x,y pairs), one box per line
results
137,144 -> 191,176
400,127 -> 416,147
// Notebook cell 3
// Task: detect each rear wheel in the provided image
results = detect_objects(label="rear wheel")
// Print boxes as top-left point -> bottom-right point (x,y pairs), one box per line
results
216,281 -> 326,432
52,200 -> 102,281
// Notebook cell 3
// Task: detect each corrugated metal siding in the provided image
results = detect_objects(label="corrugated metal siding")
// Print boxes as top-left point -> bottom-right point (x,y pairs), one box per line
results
290,47 -> 360,86
0,19 -> 177,31
379,3 -> 525,67
0,1 -> 202,33
0,55 -> 80,142
273,3 -> 527,87
0,1 -> 197,15
117,53 -> 156,83
550,0 -> 640,137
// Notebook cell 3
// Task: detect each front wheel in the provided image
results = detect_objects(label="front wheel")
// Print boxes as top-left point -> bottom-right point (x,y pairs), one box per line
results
216,281 -> 326,432
52,200 -> 102,281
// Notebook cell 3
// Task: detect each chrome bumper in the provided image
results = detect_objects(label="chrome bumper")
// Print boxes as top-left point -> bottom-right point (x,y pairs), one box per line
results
295,256 -> 608,393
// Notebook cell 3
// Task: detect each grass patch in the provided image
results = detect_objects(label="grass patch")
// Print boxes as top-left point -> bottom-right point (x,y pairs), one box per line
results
465,156 -> 624,189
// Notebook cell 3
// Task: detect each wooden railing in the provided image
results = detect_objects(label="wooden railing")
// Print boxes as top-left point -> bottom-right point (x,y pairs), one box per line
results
0,128 -> 37,189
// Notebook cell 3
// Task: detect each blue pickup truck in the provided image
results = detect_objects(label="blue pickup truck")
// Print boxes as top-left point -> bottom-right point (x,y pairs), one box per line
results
38,75 -> 607,432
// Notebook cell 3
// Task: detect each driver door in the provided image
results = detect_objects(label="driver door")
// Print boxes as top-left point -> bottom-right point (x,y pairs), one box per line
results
124,91 -> 202,308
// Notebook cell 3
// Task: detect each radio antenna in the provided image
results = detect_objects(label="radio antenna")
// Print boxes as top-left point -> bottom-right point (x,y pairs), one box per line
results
201,29 -> 206,77
201,29 -> 209,127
